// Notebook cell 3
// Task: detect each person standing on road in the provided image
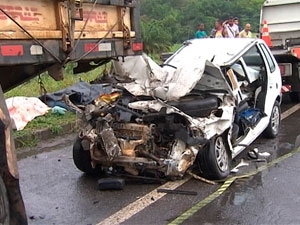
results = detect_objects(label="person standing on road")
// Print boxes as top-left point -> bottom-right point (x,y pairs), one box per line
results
195,23 -> 208,38
234,17 -> 241,32
223,16 -> 239,38
239,23 -> 252,38
210,20 -> 228,38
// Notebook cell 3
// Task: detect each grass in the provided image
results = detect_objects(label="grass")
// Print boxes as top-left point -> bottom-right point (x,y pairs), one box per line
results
13,111 -> 78,148
13,111 -> 77,136
6,63 -> 106,147
19,111 -> 77,133
5,63 -> 105,98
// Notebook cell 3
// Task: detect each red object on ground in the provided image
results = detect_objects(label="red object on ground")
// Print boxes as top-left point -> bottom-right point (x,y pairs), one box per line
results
281,85 -> 291,93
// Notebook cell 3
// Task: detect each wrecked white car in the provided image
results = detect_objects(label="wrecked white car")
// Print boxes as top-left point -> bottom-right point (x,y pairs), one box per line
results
72,38 -> 282,180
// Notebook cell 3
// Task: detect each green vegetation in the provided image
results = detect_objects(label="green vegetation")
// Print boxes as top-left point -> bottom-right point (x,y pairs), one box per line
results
140,0 -> 265,54
21,111 -> 76,133
5,63 -> 104,98
13,111 -> 77,148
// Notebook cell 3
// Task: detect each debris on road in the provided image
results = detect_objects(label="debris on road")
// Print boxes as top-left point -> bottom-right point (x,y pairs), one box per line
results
157,188 -> 197,196
187,171 -> 216,185
98,178 -> 125,191
231,159 -> 249,173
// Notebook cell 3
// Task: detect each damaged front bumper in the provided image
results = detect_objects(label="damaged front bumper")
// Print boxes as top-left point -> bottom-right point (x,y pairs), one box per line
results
79,114 -> 206,178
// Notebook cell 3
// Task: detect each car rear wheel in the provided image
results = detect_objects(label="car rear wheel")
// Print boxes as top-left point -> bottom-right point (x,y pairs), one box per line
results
0,176 -> 10,225
264,101 -> 280,138
73,137 -> 103,175
197,135 -> 231,180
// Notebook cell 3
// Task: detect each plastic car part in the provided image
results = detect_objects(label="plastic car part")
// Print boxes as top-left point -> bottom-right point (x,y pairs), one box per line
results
169,96 -> 219,117
98,178 -> 125,190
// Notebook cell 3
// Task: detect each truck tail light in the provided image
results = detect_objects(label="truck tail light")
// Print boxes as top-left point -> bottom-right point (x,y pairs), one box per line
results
279,65 -> 285,75
1,45 -> 24,56
132,42 -> 143,51
278,63 -> 292,76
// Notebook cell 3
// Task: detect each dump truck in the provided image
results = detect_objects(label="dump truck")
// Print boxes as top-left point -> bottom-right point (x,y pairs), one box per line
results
260,0 -> 300,101
0,0 -> 142,224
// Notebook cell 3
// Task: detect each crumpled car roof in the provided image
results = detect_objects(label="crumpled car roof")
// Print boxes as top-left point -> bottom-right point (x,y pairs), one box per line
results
113,38 -> 257,101
166,38 -> 256,67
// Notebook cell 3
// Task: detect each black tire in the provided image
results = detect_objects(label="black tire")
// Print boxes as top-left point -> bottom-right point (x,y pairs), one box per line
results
289,92 -> 300,102
264,101 -> 280,138
0,176 -> 10,225
197,135 -> 231,180
73,137 -> 103,175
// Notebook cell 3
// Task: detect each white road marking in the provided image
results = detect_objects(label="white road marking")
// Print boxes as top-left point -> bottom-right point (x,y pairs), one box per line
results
97,177 -> 191,225
97,103 -> 300,225
281,104 -> 300,120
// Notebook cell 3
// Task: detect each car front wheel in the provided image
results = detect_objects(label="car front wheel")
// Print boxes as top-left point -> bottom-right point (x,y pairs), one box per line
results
264,101 -> 280,138
0,176 -> 10,225
197,135 -> 231,180
73,137 -> 103,175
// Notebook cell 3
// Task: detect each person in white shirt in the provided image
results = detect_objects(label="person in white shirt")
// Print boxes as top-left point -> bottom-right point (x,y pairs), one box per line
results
223,16 -> 239,38
234,17 -> 241,32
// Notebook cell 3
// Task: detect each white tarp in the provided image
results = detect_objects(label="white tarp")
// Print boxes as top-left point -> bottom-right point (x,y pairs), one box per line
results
6,97 -> 50,130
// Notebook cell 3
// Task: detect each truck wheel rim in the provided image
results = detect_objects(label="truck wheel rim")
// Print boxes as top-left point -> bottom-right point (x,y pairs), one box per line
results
215,136 -> 228,172
271,106 -> 280,134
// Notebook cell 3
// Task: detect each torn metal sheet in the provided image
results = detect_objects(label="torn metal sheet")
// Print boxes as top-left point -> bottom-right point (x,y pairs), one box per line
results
113,53 -> 207,101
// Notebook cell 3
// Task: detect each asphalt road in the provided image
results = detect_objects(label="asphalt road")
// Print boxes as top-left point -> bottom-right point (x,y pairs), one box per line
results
18,95 -> 300,225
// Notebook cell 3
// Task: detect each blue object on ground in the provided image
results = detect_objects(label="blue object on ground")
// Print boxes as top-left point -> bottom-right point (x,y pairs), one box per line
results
39,81 -> 113,111
52,106 -> 67,115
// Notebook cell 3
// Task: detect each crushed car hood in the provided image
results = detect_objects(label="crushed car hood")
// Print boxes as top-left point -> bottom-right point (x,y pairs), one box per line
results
112,39 -> 255,101
113,53 -> 229,101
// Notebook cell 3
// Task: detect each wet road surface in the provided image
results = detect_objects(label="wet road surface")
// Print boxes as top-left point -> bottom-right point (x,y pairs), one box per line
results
179,110 -> 300,225
18,97 -> 300,225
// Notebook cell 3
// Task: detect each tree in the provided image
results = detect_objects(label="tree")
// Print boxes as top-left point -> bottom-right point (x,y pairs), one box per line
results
140,0 -> 265,54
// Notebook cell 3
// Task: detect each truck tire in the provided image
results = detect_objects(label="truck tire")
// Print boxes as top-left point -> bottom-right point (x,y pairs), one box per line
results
0,176 -> 10,225
73,137 -> 103,175
264,101 -> 281,138
197,135 -> 231,180
289,92 -> 300,102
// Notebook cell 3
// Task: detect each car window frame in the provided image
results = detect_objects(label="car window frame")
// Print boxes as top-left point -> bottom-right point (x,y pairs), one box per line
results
240,45 -> 267,84
258,43 -> 276,73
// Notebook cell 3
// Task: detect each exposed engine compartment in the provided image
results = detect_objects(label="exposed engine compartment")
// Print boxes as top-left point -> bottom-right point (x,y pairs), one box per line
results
76,88 -> 221,178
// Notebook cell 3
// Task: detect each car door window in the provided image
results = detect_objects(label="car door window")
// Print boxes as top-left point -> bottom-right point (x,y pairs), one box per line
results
231,61 -> 247,81
259,43 -> 276,73
242,45 -> 266,84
